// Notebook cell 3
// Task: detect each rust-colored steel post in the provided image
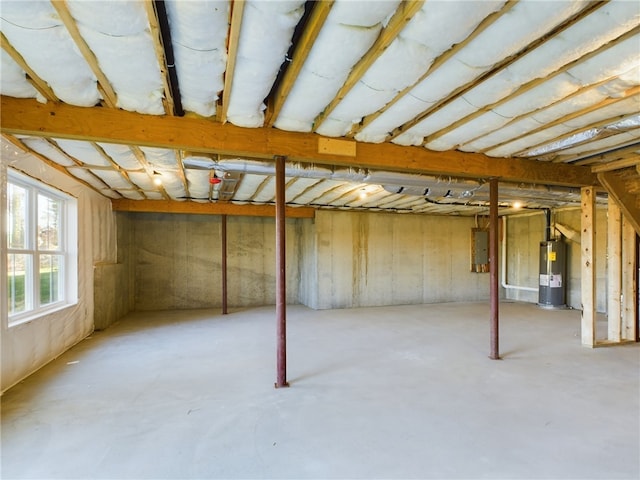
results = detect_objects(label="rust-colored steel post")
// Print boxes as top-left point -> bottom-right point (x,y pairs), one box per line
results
275,156 -> 289,388
489,178 -> 500,359
221,214 -> 228,315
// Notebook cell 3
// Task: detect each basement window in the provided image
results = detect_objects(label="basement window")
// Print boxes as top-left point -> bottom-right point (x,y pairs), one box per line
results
5,169 -> 78,326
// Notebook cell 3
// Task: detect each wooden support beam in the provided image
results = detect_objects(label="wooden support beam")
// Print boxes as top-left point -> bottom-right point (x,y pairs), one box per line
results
581,186 -> 596,347
621,217 -> 637,341
607,199 -> 622,342
598,171 -> 640,236
265,0 -> 334,127
218,0 -> 245,124
111,198 -> 315,218
0,33 -> 58,102
313,0 -> 425,130
0,97 -> 598,187
50,1 -> 118,108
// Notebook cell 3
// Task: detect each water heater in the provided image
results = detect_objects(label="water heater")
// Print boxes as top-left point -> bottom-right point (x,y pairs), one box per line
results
538,240 -> 566,309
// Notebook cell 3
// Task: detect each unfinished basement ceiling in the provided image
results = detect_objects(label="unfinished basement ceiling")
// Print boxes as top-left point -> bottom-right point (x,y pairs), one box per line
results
1,0 -> 639,215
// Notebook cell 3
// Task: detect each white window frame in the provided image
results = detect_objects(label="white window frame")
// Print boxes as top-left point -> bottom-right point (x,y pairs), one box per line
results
5,169 -> 78,326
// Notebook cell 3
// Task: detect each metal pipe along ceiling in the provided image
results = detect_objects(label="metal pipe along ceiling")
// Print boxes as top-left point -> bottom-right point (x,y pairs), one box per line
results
183,156 -> 584,202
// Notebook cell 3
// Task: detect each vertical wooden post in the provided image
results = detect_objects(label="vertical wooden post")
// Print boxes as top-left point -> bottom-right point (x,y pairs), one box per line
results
489,178 -> 500,360
581,187 -> 596,347
275,156 -> 289,388
221,214 -> 228,315
607,200 -> 622,341
621,217 -> 637,341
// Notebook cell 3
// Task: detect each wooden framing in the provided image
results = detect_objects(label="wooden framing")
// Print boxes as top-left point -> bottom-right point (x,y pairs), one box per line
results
621,217 -> 637,341
0,97 -> 598,187
50,1 -> 118,108
598,171 -> 640,236
218,0 -> 245,124
354,1 -> 517,136
0,33 -> 58,102
130,146 -> 170,200
581,186 -> 596,347
389,1 -> 606,141
607,199 -> 622,341
313,0 -> 425,130
479,88 -> 640,157
591,156 -> 640,173
265,0 -> 334,127
555,143 -> 640,166
514,109 -> 640,158
143,0 -> 177,116
111,198 -> 315,218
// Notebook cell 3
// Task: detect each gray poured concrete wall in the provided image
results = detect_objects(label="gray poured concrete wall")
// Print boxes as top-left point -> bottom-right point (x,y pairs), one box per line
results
298,218 -> 318,308
301,210 -> 492,309
505,208 -> 608,312
132,213 -> 301,310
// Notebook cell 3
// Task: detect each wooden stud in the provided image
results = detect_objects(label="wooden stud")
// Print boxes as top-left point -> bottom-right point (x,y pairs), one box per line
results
313,0 -> 425,130
607,199 -> 622,342
50,1 -> 118,108
218,0 -> 245,124
0,33 -> 58,102
0,97 -> 599,187
581,186 -> 596,347
621,217 -> 637,341
111,198 -> 315,218
265,0 -> 334,127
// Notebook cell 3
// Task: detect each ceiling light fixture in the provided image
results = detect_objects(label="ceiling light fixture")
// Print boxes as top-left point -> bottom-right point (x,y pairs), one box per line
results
513,201 -> 523,209
152,171 -> 162,186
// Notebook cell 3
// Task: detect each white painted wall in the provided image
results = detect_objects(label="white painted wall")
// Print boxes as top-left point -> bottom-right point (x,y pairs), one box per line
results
1,146 -> 117,393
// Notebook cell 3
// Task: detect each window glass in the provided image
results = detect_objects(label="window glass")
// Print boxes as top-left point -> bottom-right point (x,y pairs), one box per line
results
38,194 -> 61,251
7,253 -> 33,315
6,169 -> 77,324
8,183 -> 27,249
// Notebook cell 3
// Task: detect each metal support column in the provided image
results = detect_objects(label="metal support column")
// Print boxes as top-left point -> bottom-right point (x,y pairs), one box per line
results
221,214 -> 228,315
275,156 -> 289,388
489,178 -> 500,360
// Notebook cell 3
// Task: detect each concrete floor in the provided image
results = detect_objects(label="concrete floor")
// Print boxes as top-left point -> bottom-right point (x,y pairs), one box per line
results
1,302 -> 639,479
